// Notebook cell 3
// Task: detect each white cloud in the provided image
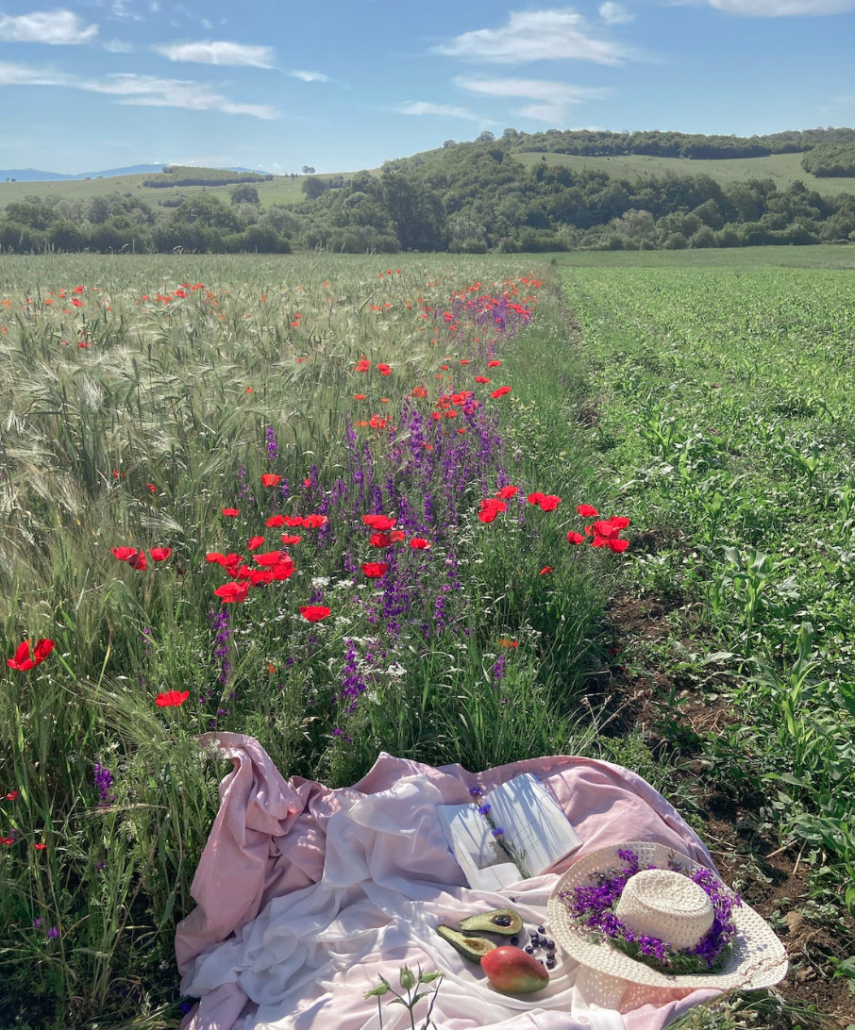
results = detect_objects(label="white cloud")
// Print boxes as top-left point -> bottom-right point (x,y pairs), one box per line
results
708,0 -> 855,13
395,101 -> 481,120
433,8 -> 631,65
0,10 -> 98,45
599,2 -> 635,24
154,40 -> 275,68
457,76 -> 609,124
0,60 -> 279,118
290,70 -> 330,82
103,39 -> 135,52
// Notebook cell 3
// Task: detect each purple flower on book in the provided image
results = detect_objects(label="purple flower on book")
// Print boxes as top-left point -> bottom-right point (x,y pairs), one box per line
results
478,803 -> 491,815
491,828 -> 505,838
469,787 -> 483,798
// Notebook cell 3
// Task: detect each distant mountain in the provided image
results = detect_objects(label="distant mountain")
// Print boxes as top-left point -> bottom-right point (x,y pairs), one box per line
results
0,164 -> 265,182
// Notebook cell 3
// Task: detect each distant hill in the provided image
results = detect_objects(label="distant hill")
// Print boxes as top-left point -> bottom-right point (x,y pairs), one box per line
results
0,164 -> 265,182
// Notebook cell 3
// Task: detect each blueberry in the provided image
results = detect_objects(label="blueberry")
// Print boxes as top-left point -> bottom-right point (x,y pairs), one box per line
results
547,940 -> 555,949
537,925 -> 546,933
524,945 -> 534,954
530,930 -> 538,939
546,958 -> 556,969
510,936 -> 519,946
538,936 -> 548,948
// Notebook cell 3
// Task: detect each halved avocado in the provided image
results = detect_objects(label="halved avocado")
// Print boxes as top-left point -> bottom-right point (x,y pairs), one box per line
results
459,908 -> 524,936
436,925 -> 498,962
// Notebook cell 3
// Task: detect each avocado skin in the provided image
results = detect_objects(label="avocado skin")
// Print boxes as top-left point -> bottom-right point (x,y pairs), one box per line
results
458,908 -> 524,936
436,925 -> 498,962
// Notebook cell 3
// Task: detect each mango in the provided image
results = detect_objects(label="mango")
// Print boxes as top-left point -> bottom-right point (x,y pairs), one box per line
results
480,946 -> 549,995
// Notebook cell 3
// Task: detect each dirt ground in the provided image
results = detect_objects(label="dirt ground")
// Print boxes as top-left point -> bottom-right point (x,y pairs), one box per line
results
598,590 -> 855,1028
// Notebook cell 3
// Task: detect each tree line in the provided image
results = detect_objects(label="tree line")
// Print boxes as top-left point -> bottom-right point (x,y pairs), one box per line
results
1,138 -> 854,254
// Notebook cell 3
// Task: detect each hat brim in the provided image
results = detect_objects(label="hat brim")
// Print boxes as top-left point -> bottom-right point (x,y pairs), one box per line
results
547,843 -> 788,990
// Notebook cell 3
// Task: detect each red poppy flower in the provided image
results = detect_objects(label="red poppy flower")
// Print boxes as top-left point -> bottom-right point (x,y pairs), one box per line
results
254,550 -> 294,567
34,842 -> 47,850
72,285 -> 84,294
155,689 -> 190,707
5,790 -> 19,800
363,514 -> 396,531
539,495 -> 562,512
222,508 -> 239,517
302,514 -> 328,528
409,537 -> 430,549
540,566 -> 553,575
354,393 -> 367,400
592,520 -> 619,539
567,531 -> 585,545
577,504 -> 599,517
491,386 -> 512,399
361,562 -> 389,578
111,547 -> 138,562
609,516 -> 631,530
376,363 -> 392,376
478,510 -> 498,524
300,605 -> 331,623
71,299 -> 84,308
280,534 -> 302,545
282,515 -> 306,528
7,638 -> 55,671
481,498 -> 507,514
495,485 -> 518,500
527,492 -> 546,507
369,532 -> 393,548
591,536 -> 609,548
487,360 -> 502,368
355,359 -> 371,372
411,385 -> 428,398
214,582 -> 250,603
247,536 -> 265,550
206,552 -> 242,568
474,376 -> 491,384
145,483 -> 157,494
128,552 -> 147,571
149,548 -> 171,562
606,538 -> 630,553
261,474 -> 282,487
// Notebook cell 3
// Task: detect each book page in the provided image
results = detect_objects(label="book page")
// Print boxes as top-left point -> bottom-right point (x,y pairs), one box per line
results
487,773 -> 582,877
436,803 -> 522,890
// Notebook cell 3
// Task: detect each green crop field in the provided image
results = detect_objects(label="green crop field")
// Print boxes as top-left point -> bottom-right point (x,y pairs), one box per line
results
514,149 -> 855,198
553,243 -> 855,268
1,252 -> 853,1028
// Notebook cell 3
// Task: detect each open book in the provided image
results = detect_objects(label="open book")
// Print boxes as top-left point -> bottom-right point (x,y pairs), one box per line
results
436,774 -> 582,891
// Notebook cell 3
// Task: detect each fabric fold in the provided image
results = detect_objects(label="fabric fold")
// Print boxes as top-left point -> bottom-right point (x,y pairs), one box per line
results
177,739 -> 730,1030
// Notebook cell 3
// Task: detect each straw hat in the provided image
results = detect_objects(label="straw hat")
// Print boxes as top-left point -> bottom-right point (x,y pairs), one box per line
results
547,842 -> 788,990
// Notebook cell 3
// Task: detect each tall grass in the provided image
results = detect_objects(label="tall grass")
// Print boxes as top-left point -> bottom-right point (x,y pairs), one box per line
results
0,255 -> 621,1027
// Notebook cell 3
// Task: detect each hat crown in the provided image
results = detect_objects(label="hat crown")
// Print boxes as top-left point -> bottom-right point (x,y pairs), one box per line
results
614,868 -> 714,950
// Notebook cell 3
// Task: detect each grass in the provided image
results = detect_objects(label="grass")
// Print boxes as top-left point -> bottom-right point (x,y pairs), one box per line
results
0,254 -> 628,1027
2,252 -> 852,1028
513,150 -> 855,198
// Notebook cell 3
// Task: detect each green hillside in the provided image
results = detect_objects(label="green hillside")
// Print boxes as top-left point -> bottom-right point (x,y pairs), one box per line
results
512,150 -> 855,197
0,170 -> 359,212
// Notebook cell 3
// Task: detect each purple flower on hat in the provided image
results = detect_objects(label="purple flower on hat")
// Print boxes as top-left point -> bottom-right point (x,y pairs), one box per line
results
560,847 -> 742,976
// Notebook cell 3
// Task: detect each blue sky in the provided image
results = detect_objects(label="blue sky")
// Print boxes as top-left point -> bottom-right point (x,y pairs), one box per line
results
0,0 -> 853,174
